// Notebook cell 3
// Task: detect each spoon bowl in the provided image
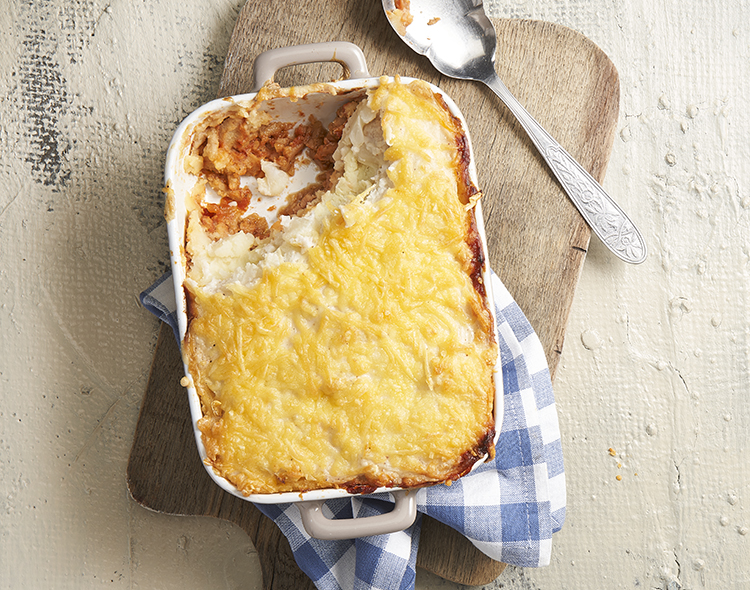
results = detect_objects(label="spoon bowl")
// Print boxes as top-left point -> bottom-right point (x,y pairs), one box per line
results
387,0 -> 497,80
383,0 -> 647,264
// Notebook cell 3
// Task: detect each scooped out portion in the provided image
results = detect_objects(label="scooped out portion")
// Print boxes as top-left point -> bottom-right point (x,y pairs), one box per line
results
177,77 -> 498,496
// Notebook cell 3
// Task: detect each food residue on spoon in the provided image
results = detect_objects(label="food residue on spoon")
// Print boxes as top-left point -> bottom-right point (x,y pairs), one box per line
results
386,0 -> 413,35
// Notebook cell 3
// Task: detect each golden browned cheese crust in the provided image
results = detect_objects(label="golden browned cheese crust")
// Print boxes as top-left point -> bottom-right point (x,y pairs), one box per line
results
181,79 -> 497,496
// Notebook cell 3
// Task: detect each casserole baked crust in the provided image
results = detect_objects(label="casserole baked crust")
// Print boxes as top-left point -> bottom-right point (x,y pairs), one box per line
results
179,78 -> 497,496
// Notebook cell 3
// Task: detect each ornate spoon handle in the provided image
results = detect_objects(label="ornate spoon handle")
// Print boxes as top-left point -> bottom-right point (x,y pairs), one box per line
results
483,73 -> 647,264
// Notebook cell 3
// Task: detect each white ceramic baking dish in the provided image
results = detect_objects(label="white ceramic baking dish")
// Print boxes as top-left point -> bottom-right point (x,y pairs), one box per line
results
164,42 -> 503,540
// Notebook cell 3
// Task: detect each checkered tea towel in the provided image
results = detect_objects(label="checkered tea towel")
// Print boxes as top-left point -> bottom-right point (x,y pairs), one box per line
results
140,270 -> 565,589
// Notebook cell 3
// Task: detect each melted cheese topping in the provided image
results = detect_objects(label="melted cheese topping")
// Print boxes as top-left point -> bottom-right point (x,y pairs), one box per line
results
184,80 -> 496,495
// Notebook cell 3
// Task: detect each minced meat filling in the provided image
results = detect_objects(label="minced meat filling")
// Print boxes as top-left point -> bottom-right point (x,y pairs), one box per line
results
189,97 -> 363,242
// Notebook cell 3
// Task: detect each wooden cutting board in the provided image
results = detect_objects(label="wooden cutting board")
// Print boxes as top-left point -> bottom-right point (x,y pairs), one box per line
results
127,1 -> 619,587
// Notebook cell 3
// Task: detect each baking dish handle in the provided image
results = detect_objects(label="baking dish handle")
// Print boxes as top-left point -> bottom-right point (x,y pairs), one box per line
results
252,41 -> 371,91
297,490 -> 417,540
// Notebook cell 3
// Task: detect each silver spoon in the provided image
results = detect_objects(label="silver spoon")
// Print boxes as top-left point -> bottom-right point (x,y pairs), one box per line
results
382,0 -> 647,264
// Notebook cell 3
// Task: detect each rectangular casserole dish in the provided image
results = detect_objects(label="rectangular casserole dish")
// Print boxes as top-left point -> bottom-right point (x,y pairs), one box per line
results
164,42 -> 502,539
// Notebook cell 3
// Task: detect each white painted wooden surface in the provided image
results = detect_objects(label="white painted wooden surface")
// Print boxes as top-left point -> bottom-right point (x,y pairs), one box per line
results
0,1 -> 747,588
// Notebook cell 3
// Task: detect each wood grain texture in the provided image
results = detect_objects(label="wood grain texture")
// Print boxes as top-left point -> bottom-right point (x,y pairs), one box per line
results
127,0 -> 619,587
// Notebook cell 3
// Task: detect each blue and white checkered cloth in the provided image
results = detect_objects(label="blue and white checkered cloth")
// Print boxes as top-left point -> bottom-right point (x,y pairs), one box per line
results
140,270 -> 565,589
